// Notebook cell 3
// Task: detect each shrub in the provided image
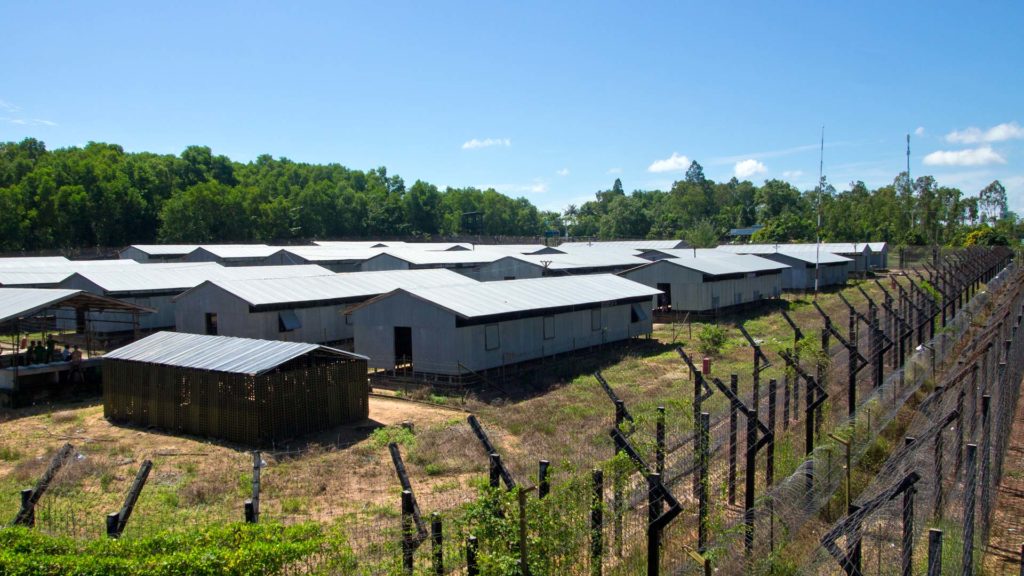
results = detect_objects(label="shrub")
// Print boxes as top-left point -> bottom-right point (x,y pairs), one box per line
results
368,426 -> 416,449
697,324 -> 727,356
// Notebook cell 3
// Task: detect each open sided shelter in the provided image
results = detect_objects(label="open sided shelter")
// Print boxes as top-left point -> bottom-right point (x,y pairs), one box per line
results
102,331 -> 369,445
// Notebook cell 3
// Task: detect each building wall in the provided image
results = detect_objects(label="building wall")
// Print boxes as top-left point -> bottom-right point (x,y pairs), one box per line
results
175,284 -> 353,343
361,254 -> 411,272
58,275 -> 177,332
477,259 -> 544,281
622,262 -> 781,311
352,291 -> 653,375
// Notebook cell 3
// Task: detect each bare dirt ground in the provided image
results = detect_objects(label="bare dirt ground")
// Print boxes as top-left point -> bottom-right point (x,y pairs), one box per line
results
983,381 -> 1024,574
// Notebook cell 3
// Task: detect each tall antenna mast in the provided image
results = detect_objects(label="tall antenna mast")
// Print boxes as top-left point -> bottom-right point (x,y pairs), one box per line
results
815,126 -> 824,296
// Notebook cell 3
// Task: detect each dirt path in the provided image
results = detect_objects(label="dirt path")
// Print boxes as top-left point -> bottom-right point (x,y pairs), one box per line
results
983,381 -> 1024,574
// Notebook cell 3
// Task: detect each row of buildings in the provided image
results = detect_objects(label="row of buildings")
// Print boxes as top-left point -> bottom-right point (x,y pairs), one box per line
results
1,240 -> 885,379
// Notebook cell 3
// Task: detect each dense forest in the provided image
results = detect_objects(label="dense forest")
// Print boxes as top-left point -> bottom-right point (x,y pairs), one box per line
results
0,138 -> 1017,251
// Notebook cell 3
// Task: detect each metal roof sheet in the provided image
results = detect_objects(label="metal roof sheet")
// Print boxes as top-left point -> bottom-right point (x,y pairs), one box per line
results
191,244 -> 279,259
402,242 -> 473,251
0,260 -> 141,287
273,246 -> 388,263
647,252 -> 790,275
374,249 -> 506,265
185,269 -> 478,306
0,256 -> 73,268
314,240 -> 407,249
556,240 -> 687,250
123,245 -> 200,256
391,274 -> 661,318
0,288 -> 153,324
103,331 -> 366,375
716,243 -> 871,255
510,251 -> 650,270
473,244 -> 566,255
64,264 -> 333,294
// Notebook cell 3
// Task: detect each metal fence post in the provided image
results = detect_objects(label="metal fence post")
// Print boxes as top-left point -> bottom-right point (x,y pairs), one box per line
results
647,473 -> 662,576
729,374 -> 738,505
489,453 -> 501,489
767,378 -> 777,551
538,460 -> 550,499
745,375 -> 759,555
467,535 -> 479,576
698,412 -> 710,553
431,512 -> 443,576
401,490 -> 415,575
981,395 -> 992,543
656,406 -> 665,476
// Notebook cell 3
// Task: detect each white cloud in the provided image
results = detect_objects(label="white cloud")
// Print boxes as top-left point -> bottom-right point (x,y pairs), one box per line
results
483,180 -> 548,195
734,159 -> 767,179
606,167 -> 622,175
2,117 -> 57,127
0,100 -> 19,112
462,137 -> 511,150
782,170 -> 804,179
946,122 -> 1024,144
556,168 -> 570,177
647,152 -> 690,173
923,146 -> 1006,166
914,126 -> 926,136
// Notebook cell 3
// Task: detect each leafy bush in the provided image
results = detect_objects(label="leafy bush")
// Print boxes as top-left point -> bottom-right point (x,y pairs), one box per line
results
697,324 -> 727,356
368,425 -> 416,449
0,523 -> 357,575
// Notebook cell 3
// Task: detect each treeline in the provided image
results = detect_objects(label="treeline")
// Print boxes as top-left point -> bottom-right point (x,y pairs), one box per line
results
568,162 -> 1018,247
0,138 -> 1018,252
0,139 -> 555,251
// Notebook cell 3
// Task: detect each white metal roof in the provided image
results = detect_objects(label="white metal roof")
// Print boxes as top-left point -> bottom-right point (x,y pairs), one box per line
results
384,274 -> 661,318
272,246 -> 388,263
0,259 -> 141,287
122,245 -> 199,256
0,256 -> 73,268
104,331 -> 366,375
472,244 -> 566,255
190,244 -> 280,259
372,249 -> 506,266
556,240 -> 687,251
758,251 -> 852,265
509,251 -> 650,270
313,240 -> 407,249
0,288 -> 152,324
182,269 -> 478,306
402,242 -> 473,251
642,252 -> 790,275
716,243 -> 871,255
64,264 -> 333,294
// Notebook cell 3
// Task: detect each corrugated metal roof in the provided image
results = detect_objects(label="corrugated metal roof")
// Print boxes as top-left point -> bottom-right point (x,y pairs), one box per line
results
191,244 -> 279,259
123,245 -> 199,256
64,264 -> 333,294
473,244 -> 566,255
716,243 -> 871,255
273,246 -> 388,263
0,288 -> 83,324
0,256 -> 72,268
184,269 -> 478,306
389,274 -> 661,318
0,260 -> 141,287
556,240 -> 687,250
374,249 -> 506,265
867,242 -> 887,251
401,242 -> 473,251
104,331 -> 366,375
510,251 -> 650,270
314,240 -> 407,249
647,252 -> 789,275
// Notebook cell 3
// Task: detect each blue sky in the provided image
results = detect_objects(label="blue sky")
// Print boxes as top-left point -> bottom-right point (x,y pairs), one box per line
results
3,1 -> 1023,214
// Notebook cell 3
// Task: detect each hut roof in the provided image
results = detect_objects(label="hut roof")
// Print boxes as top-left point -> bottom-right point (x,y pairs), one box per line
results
104,331 -> 366,375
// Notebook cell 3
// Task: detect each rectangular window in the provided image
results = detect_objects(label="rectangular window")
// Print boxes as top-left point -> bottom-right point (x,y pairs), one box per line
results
204,313 -> 218,336
485,323 -> 500,350
543,316 -> 555,339
344,313 -> 353,326
630,303 -> 648,323
591,308 -> 602,331
278,310 -> 301,332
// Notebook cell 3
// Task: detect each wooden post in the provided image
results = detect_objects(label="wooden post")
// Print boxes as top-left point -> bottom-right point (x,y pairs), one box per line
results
591,469 -> 603,576
13,443 -> 74,527
431,512 -> 443,576
18,489 -> 34,527
489,453 -> 501,489
963,444 -> 977,576
467,536 -> 479,576
848,308 -> 857,416
538,460 -> 550,499
927,529 -> 943,576
107,459 -> 153,538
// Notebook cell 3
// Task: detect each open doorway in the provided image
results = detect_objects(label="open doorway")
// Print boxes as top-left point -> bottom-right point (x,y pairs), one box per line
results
394,326 -> 412,368
656,283 -> 672,309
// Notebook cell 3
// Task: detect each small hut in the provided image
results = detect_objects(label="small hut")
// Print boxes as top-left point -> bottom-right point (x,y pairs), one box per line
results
103,331 -> 369,445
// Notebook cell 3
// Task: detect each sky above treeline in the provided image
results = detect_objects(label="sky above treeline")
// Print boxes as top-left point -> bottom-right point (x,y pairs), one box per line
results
3,1 -> 1022,214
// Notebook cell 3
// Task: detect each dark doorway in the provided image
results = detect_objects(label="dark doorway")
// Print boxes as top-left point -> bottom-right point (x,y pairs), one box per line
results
394,326 -> 412,367
75,308 -> 86,333
205,313 -> 218,335
656,283 -> 672,309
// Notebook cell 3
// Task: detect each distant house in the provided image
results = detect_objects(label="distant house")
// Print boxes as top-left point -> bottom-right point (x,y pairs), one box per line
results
174,269 -> 478,344
620,253 -> 786,312
350,274 -> 660,376
265,246 -> 388,272
103,331 -> 369,446
360,249 -> 507,279
556,239 -> 689,252
119,245 -> 198,263
58,264 -> 333,333
183,245 -> 280,266
753,251 -> 851,290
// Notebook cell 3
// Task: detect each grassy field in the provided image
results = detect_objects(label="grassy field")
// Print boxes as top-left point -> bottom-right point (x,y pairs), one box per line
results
0,276 -> 932,573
